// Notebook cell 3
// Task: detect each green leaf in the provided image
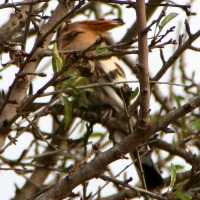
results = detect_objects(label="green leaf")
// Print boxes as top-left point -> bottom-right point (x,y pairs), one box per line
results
73,76 -> 88,87
165,153 -> 174,162
63,96 -> 72,125
163,0 -> 169,12
66,69 -> 80,79
175,179 -> 192,200
174,165 -> 185,171
175,179 -> 189,191
52,43 -> 63,73
86,9 -> 93,18
70,85 -> 89,107
170,163 -> 177,189
112,5 -> 122,19
130,87 -> 139,100
154,0 -> 169,36
192,118 -> 200,130
95,44 -> 110,57
59,70 -> 81,89
174,95 -> 182,108
159,12 -> 178,30
176,190 -> 192,200
90,132 -> 105,138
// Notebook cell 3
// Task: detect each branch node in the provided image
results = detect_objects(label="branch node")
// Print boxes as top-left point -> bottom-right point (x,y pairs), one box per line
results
65,174 -> 72,182
141,88 -> 149,94
183,103 -> 197,112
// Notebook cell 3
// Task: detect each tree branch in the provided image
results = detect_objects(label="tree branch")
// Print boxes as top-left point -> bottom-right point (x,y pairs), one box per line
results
136,0 -> 151,125
35,97 -> 200,200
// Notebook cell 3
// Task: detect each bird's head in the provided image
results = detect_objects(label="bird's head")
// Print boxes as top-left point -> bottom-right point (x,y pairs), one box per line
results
58,19 -> 124,51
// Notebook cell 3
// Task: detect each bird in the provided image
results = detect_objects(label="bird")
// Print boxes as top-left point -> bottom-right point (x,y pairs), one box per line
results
57,19 -> 131,113
56,19 -> 164,190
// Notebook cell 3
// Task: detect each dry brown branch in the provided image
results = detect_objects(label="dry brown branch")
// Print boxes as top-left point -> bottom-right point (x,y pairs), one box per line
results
0,1 -> 77,148
35,97 -> 200,200
0,1 -> 200,199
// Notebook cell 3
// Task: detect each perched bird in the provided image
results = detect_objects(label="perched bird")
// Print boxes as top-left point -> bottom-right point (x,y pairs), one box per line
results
57,19 -> 164,190
57,19 -> 131,113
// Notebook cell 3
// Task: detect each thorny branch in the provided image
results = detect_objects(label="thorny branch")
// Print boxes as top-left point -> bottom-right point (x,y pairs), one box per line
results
0,0 -> 200,200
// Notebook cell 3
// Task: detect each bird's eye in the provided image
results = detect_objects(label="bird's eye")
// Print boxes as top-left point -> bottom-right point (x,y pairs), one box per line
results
63,31 -> 83,43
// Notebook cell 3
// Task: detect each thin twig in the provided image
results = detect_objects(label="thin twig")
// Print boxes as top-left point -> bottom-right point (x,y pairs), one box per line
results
98,174 -> 165,200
